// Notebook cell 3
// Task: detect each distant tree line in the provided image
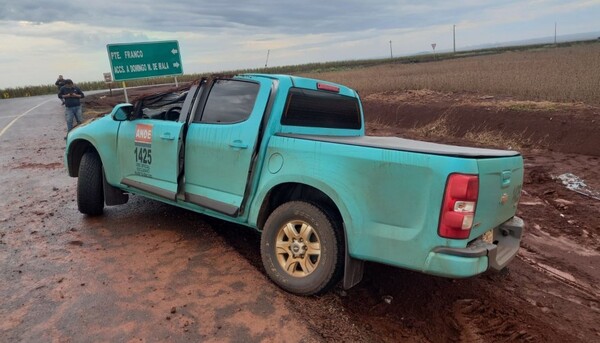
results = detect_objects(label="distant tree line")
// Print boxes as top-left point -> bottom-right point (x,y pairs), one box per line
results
2,40 -> 596,99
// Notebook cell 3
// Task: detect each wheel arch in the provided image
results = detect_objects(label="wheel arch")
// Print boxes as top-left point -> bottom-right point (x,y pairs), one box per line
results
255,182 -> 344,234
67,139 -> 99,177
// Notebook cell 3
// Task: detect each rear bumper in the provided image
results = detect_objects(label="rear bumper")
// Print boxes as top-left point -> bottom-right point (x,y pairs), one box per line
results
423,216 -> 524,277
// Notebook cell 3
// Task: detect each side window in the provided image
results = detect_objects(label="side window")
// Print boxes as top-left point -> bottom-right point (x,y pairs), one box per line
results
133,90 -> 188,121
198,80 -> 259,124
281,88 -> 362,129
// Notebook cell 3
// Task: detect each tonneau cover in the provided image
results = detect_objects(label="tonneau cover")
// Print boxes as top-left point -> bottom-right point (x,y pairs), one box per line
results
277,134 -> 520,158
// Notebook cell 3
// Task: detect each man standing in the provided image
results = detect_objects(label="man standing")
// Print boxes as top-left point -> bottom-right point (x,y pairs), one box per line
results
58,79 -> 85,135
55,75 -> 66,105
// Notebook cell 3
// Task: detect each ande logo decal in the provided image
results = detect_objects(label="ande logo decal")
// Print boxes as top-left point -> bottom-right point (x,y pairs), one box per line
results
135,124 -> 153,145
134,124 -> 153,176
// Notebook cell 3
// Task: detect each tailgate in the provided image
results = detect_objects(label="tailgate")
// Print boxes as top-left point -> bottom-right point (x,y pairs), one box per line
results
471,155 -> 524,238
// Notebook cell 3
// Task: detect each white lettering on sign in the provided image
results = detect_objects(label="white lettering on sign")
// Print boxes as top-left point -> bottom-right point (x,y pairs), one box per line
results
124,50 -> 144,59
110,52 -> 121,60
129,64 -> 147,72
114,66 -> 125,73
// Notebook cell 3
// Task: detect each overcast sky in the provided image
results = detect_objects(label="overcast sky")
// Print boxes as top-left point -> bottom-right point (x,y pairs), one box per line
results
0,0 -> 599,89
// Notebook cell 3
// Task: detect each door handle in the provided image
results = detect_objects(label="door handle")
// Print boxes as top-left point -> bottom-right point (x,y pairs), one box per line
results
160,133 -> 175,140
229,140 -> 248,149
501,170 -> 512,188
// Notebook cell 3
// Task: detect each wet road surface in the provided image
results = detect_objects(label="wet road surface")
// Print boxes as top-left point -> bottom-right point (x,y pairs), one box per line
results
0,96 -> 321,342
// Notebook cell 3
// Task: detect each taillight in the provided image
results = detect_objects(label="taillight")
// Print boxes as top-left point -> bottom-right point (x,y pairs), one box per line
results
438,174 -> 479,239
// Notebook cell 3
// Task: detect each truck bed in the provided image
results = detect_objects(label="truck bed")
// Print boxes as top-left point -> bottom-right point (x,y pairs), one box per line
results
277,134 -> 519,158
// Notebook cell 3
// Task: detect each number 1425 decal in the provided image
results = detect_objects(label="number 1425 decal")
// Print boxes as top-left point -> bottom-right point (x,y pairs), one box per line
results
134,146 -> 152,165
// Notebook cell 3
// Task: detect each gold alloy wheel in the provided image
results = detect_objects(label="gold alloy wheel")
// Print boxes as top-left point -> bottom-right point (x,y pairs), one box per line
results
275,220 -> 321,277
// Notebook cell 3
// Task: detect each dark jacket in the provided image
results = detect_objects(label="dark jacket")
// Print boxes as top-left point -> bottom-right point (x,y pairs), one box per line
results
58,85 -> 85,108
55,78 -> 66,89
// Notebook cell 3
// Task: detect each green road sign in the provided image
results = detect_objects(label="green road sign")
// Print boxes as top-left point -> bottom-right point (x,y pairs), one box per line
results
107,41 -> 183,81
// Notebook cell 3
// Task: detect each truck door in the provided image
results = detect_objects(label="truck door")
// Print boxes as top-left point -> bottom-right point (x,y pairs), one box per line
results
183,78 -> 272,216
117,119 -> 184,200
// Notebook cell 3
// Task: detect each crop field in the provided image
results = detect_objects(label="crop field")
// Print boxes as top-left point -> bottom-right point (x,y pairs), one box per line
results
4,40 -> 598,103
301,42 -> 600,105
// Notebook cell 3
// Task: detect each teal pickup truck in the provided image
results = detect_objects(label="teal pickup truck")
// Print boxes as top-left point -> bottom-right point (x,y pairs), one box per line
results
65,74 -> 524,295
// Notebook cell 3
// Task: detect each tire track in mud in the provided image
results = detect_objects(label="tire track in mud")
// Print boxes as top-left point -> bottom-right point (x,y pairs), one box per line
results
518,254 -> 600,307
452,298 -> 537,343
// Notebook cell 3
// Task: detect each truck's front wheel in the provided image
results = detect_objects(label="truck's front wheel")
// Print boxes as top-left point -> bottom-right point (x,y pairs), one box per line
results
261,201 -> 343,295
77,151 -> 104,216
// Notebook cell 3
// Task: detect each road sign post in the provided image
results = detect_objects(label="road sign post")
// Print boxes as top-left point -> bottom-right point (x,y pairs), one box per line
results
103,72 -> 113,96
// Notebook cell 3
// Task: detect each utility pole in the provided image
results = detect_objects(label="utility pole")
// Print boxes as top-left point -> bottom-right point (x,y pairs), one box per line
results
453,25 -> 456,53
554,22 -> 557,44
264,49 -> 270,68
389,40 -> 393,59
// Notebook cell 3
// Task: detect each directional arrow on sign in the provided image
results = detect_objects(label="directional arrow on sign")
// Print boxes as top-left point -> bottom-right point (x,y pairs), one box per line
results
171,49 -> 178,54
173,62 -> 180,68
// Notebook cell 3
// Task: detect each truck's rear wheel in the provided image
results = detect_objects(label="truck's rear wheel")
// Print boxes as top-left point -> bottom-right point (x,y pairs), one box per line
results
77,151 -> 104,216
261,201 -> 343,295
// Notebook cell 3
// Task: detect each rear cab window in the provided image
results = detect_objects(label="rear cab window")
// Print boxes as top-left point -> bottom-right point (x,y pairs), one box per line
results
281,87 -> 363,134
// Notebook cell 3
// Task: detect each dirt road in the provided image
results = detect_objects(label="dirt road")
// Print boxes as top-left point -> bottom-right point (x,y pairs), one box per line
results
1,89 -> 599,342
0,96 -> 322,342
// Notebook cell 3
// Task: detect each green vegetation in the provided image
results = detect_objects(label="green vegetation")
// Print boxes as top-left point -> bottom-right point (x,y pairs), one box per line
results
0,77 -> 199,99
2,39 -> 599,103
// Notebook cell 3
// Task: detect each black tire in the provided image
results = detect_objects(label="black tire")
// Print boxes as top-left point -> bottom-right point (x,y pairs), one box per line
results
261,201 -> 344,295
77,151 -> 104,216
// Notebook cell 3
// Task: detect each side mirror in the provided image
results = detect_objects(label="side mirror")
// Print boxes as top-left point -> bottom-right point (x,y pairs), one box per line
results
110,103 -> 133,121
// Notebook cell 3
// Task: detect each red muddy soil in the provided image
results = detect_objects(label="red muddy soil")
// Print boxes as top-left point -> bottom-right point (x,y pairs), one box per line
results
359,90 -> 600,342
1,86 -> 599,342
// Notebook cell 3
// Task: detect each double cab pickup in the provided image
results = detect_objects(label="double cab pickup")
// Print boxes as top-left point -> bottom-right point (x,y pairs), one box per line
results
65,74 -> 524,295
